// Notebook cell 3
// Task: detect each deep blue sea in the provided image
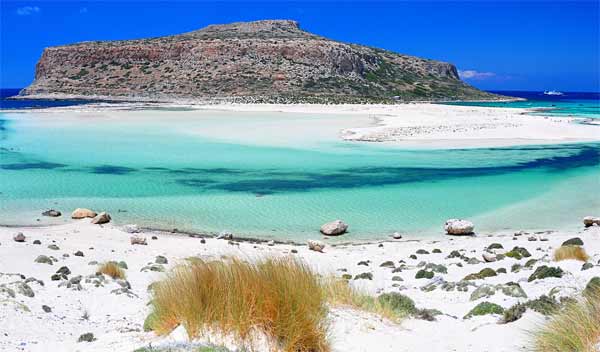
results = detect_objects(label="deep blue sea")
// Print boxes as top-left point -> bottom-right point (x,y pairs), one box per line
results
445,90 -> 600,119
0,88 -> 99,109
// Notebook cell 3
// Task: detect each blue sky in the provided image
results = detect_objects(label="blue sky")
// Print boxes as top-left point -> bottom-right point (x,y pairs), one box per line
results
1,1 -> 598,91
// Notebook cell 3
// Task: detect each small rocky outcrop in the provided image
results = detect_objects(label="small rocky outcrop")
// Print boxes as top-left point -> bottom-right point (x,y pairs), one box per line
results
320,220 -> 348,236
91,212 -> 111,224
42,209 -> 62,217
13,233 -> 26,242
444,219 -> 474,235
528,266 -> 564,282
307,240 -> 325,252
561,237 -> 584,246
71,208 -> 97,219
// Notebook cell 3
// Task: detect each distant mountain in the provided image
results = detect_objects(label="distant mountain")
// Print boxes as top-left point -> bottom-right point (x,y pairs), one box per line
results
20,20 -> 501,103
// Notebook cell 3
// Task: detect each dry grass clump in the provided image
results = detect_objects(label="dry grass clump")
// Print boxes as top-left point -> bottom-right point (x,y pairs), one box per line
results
148,257 -> 329,352
553,246 -> 589,262
97,261 -> 126,279
533,287 -> 600,352
322,278 -> 415,322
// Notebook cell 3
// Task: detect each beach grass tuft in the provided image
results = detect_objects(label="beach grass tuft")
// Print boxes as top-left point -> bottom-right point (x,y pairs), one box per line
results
148,257 -> 330,352
97,261 -> 126,279
533,287 -> 600,352
322,278 -> 415,321
553,246 -> 589,262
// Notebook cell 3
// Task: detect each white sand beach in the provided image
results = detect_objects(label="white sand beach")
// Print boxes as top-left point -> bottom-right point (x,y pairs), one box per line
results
1,219 -> 599,352
9,102 -> 599,149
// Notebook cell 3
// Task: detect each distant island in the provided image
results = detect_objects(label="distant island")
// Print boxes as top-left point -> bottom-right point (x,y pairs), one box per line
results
18,20 -> 502,103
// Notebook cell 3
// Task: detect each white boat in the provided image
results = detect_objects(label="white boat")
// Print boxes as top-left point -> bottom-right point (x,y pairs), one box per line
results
543,90 -> 563,96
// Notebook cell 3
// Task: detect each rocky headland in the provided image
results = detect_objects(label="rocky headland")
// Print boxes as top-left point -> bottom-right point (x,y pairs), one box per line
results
18,20 -> 501,104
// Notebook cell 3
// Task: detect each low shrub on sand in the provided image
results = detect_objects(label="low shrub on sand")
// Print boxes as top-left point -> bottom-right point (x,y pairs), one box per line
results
533,287 -> 600,352
148,257 -> 329,352
553,245 -> 589,262
97,261 -> 126,279
322,278 -> 416,321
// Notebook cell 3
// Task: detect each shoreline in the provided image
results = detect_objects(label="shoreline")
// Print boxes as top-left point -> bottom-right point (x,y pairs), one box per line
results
2,102 -> 599,150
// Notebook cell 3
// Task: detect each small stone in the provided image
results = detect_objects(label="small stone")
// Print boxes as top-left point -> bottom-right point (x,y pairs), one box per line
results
33,240 -> 41,245
582,262 -> 594,271
528,266 -> 564,282
392,276 -> 403,281
432,249 -> 442,253
17,283 -> 34,297
34,255 -> 53,265
527,236 -> 537,241
77,333 -> 96,343
199,238 -> 205,244
379,261 -> 395,268
117,261 -> 128,269
291,249 -> 298,254
307,240 -> 325,252
583,216 -> 600,227
415,269 -> 434,279
354,272 -> 373,280
151,236 -> 158,240
91,212 -> 111,225
42,305 -> 52,313
74,251 -> 84,257
267,240 -> 275,246
562,237 -> 584,246
13,233 -> 26,242
416,249 -> 429,255
42,209 -> 61,217
470,284 -> 496,301
48,244 -> 60,250
130,236 -> 148,245
482,253 -> 497,263
56,266 -> 71,276
392,232 -> 403,239
155,256 -> 168,264
357,261 -> 370,266
409,254 -> 417,260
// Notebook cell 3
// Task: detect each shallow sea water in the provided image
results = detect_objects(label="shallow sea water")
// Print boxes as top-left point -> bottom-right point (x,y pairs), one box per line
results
1,110 -> 599,241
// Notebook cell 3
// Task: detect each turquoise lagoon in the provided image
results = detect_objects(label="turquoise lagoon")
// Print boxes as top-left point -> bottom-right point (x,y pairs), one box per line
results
1,109 -> 599,241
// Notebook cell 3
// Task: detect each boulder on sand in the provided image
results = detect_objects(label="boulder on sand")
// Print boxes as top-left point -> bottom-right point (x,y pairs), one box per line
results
307,240 -> 326,252
91,212 -> 111,225
71,208 -> 97,219
444,219 -> 474,235
583,216 -> 600,227
13,232 -> 26,242
320,220 -> 348,236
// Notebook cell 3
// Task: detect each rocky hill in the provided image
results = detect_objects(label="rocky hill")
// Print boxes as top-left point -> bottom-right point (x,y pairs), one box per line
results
20,20 -> 499,103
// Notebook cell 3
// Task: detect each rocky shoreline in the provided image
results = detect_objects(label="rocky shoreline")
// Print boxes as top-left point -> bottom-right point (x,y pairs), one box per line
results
1,210 -> 599,351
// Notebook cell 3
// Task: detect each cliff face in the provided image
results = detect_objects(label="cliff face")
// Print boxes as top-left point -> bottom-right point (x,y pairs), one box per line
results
21,20 -> 495,102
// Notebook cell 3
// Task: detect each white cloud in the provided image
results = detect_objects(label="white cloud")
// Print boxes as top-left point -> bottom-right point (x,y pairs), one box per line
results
458,70 -> 496,80
16,6 -> 40,16
80,7 -> 88,14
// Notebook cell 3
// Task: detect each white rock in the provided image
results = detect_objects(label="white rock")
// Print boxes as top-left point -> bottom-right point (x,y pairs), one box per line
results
130,236 -> 147,245
482,253 -> 497,262
444,219 -> 474,235
267,240 -> 275,246
307,240 -> 325,252
71,208 -> 97,219
392,232 -> 403,239
320,220 -> 348,236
